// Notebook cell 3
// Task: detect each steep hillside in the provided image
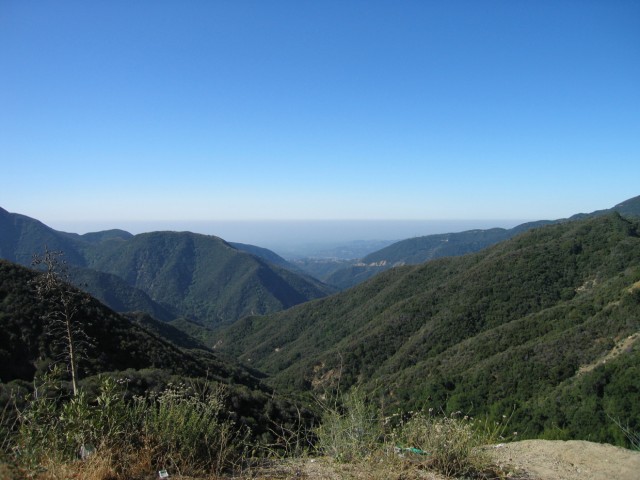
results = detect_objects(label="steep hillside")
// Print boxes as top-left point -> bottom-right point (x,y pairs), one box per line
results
0,259 -> 256,386
216,214 -> 640,445
325,195 -> 640,289
324,223 -> 554,289
0,208 -> 334,325
69,266 -> 175,322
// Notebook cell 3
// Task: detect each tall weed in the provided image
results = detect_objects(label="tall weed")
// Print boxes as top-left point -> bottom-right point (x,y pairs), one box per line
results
140,381 -> 241,475
314,387 -> 381,462
315,387 -> 510,478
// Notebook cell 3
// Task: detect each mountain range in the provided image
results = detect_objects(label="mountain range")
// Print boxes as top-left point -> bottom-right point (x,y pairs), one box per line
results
313,195 -> 640,289
0,207 -> 335,327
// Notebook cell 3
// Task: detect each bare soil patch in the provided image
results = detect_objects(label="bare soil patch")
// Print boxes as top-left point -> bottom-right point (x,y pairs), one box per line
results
263,440 -> 640,479
489,439 -> 640,480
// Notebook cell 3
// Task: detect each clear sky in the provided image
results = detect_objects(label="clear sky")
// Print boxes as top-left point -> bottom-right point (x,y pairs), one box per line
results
1,1 -> 639,238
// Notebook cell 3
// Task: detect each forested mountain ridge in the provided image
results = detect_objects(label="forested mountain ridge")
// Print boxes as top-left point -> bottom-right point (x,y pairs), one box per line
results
84,230 -> 335,325
0,259 -> 257,386
0,207 -> 334,326
215,213 -> 640,444
323,195 -> 640,289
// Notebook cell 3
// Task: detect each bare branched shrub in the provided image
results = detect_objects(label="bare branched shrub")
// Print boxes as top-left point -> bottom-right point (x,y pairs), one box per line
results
609,414 -> 640,450
31,248 -> 92,396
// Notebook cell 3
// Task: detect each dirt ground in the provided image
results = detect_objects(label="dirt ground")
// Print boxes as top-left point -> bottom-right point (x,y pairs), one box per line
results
2,439 -> 638,479
294,440 -> 640,479
236,439 -> 640,479
488,439 -> 640,480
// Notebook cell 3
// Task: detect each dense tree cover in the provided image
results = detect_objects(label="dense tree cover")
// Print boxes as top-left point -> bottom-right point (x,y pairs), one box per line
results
0,260 -> 258,385
216,214 -> 640,447
84,231 -> 334,324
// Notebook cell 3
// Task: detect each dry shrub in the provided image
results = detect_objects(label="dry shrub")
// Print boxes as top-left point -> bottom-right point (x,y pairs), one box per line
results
314,387 -> 381,463
6,375 -> 244,479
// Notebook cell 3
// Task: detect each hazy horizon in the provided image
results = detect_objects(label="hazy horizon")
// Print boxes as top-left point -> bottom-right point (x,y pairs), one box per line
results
43,217 -> 530,253
2,2 -> 638,228
24,213 -> 545,258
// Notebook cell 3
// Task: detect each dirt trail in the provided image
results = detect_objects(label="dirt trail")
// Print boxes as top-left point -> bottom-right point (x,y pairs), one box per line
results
489,439 -> 640,480
578,331 -> 640,375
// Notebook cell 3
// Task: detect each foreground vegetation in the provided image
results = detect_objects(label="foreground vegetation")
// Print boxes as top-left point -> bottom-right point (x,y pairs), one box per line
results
1,372 -> 245,478
1,375 -> 522,479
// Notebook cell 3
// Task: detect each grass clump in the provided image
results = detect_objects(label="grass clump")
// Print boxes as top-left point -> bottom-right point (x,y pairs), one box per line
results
141,381 -> 241,475
391,410 -> 500,478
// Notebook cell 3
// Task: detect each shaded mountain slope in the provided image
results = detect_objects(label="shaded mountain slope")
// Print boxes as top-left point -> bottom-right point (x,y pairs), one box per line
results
85,231 -> 334,325
0,207 -> 87,266
216,214 -> 640,444
0,259 -> 258,387
69,266 -> 175,322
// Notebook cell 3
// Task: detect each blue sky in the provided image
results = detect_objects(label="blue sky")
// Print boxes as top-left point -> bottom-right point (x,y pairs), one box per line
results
1,1 -> 639,238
